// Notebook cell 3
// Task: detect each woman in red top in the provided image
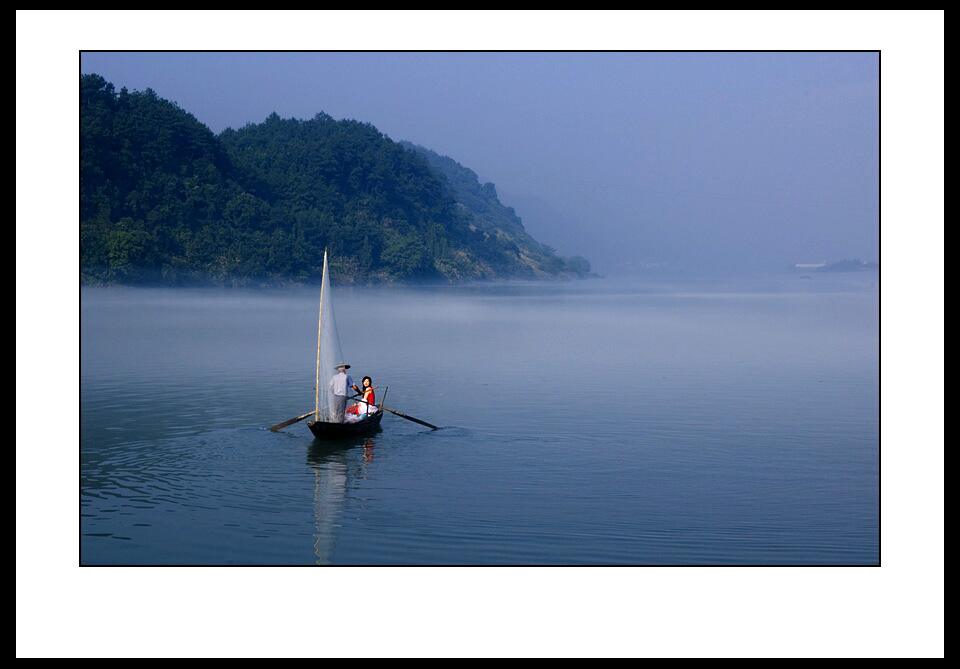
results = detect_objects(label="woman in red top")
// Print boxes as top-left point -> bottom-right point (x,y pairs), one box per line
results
346,376 -> 376,415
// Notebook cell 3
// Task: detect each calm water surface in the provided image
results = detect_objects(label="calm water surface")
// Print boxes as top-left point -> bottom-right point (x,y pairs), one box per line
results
80,274 -> 879,564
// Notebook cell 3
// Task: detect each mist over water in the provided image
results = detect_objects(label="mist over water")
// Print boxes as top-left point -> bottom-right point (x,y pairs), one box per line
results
81,272 -> 879,564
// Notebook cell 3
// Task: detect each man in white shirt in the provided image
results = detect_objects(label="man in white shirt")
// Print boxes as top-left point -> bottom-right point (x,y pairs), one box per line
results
328,363 -> 361,422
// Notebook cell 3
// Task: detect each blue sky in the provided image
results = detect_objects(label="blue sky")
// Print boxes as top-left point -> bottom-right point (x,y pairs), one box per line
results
79,49 -> 880,273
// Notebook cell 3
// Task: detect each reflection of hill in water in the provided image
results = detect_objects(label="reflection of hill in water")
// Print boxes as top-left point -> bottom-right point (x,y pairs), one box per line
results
307,437 -> 377,565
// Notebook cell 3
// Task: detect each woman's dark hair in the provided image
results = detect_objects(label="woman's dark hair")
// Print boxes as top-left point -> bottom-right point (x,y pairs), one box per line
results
362,376 -> 372,385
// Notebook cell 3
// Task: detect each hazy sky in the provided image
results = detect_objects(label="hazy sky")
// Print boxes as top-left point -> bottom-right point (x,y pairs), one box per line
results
80,50 -> 879,274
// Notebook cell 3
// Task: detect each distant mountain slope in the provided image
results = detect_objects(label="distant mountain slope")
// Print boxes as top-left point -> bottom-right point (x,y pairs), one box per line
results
401,142 -> 592,278
80,73 -> 591,285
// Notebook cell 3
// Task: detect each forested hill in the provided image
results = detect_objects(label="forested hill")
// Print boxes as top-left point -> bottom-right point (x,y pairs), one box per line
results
400,142 -> 592,277
80,73 -> 592,285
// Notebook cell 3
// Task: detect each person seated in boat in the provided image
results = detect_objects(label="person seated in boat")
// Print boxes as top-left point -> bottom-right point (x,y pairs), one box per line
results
329,363 -> 361,423
346,376 -> 377,418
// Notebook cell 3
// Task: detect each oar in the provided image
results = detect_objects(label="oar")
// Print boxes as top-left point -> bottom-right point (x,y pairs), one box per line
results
348,394 -> 439,430
383,406 -> 439,430
269,410 -> 316,432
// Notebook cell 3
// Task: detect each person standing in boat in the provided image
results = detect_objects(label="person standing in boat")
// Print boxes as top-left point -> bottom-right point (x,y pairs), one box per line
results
328,363 -> 361,422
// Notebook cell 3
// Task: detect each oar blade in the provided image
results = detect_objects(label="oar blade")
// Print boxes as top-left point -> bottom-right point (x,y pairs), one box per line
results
270,410 -> 315,432
384,407 -> 439,430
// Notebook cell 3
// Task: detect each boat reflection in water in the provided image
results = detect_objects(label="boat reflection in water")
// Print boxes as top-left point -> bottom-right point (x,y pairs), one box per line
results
307,435 -> 378,565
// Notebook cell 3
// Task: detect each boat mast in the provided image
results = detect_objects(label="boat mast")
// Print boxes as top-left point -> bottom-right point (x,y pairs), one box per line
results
315,249 -> 327,421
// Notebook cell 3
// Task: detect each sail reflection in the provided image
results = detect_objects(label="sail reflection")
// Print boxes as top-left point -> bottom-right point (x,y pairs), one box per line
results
307,436 -> 377,565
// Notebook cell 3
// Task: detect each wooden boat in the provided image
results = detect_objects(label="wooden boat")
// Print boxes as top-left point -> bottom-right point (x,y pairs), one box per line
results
266,249 -> 435,439
305,249 -> 386,441
308,409 -> 384,440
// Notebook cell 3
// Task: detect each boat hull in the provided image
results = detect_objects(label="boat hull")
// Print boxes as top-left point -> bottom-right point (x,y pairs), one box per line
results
307,410 -> 384,440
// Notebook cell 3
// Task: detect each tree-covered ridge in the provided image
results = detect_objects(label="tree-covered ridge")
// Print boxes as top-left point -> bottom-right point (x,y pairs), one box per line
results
81,74 -> 272,283
402,142 -> 592,277
80,73 -> 591,285
218,112 -> 472,282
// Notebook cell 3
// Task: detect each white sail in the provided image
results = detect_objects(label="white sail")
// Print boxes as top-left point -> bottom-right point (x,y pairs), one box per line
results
314,250 -> 347,422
